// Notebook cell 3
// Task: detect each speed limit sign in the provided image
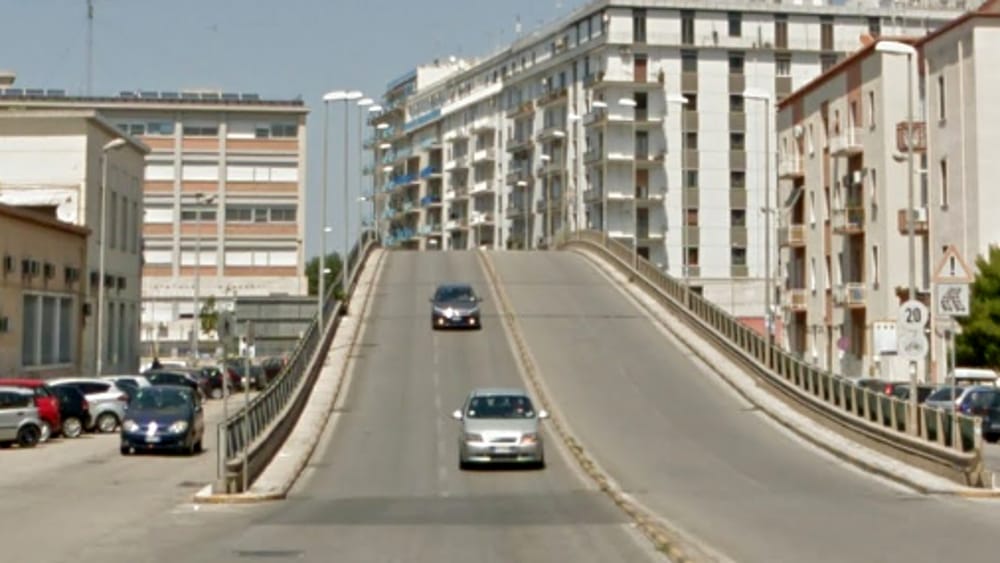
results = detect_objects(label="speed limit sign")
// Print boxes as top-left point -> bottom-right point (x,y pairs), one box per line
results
897,299 -> 929,331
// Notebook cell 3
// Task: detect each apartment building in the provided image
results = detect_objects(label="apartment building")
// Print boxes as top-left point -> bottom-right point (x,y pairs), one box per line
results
0,203 -> 89,378
0,89 -> 309,359
371,0 -> 969,321
0,110 -> 147,375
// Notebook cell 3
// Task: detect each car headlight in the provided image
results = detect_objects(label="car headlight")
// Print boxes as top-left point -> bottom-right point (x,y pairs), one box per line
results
168,421 -> 189,434
520,433 -> 540,445
123,420 -> 139,433
463,432 -> 484,443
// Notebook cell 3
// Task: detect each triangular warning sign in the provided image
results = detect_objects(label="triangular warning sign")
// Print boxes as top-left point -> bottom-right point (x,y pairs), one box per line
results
933,245 -> 974,283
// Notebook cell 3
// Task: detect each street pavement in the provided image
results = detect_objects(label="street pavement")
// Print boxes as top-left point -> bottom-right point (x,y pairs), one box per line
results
489,250 -> 1000,563
0,390 -> 256,563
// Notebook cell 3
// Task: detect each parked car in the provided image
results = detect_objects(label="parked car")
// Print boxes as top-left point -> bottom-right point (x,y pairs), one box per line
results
144,370 -> 205,399
191,366 -> 240,399
49,378 -> 129,434
49,385 -> 90,439
0,378 -> 61,442
452,387 -> 548,469
223,360 -> 267,391
430,283 -> 483,330
0,386 -> 44,448
100,375 -> 151,403
924,386 -> 971,411
120,385 -> 205,455
888,383 -> 937,404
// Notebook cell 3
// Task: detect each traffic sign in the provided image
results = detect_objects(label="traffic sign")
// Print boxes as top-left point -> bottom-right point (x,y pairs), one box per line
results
897,299 -> 929,330
937,283 -> 971,317
898,331 -> 929,360
933,245 -> 974,284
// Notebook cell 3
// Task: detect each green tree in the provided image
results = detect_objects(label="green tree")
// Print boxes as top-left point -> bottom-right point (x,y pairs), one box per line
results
305,252 -> 344,298
956,246 -> 1000,367
199,295 -> 218,336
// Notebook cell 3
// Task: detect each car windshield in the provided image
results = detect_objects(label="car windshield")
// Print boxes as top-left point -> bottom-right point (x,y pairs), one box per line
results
466,395 -> 535,419
927,387 -> 961,401
132,388 -> 191,410
435,286 -> 475,302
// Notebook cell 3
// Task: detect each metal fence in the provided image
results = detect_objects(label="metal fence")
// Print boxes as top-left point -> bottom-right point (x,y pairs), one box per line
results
217,229 -> 379,492
559,230 -> 986,486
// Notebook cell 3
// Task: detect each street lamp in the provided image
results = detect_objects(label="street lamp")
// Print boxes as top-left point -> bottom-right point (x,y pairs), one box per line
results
876,39 -> 920,433
618,97 -> 639,269
95,137 -> 127,375
191,192 -> 217,366
744,88 -> 773,369
666,93 -> 690,302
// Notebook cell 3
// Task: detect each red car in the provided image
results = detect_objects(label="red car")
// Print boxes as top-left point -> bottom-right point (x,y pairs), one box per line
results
0,378 -> 61,441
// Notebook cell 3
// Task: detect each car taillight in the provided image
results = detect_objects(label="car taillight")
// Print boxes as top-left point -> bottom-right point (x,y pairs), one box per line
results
884,384 -> 893,394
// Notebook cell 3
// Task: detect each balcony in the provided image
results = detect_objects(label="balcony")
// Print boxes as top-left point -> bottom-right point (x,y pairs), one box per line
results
585,70 -> 663,91
829,127 -> 864,156
506,167 -> 531,185
536,124 -> 567,141
583,189 -> 602,203
472,147 -> 497,162
506,137 -> 534,154
470,211 -> 494,226
583,147 -> 603,164
896,121 -> 927,153
537,86 -> 568,107
471,117 -> 496,133
832,207 -> 865,234
444,155 -> 469,171
786,288 -> 808,312
778,155 -> 804,179
835,283 -> 867,308
897,207 -> 929,235
506,100 -> 534,119
506,200 -> 527,216
778,224 -> 806,247
635,150 -> 665,168
447,185 -> 469,200
537,160 -> 563,176
470,180 -> 496,195
634,185 -> 664,203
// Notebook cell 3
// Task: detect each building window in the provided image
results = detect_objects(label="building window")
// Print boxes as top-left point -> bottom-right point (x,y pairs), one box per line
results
868,17 -> 881,37
685,208 -> 698,226
810,258 -> 817,292
731,209 -> 746,227
686,247 -> 699,267
270,206 -> 297,222
681,50 -> 697,73
109,192 -> 118,250
632,9 -> 646,43
182,124 -> 219,136
820,54 -> 837,72
730,94 -> 745,113
871,245 -> 880,288
180,207 -> 217,222
146,121 -> 175,136
681,10 -> 694,45
730,132 -> 745,151
728,52 -> 745,75
731,247 -> 747,266
940,158 -> 949,207
22,294 -> 74,367
868,91 -> 876,128
776,55 -> 791,77
731,171 -> 746,189
820,16 -> 834,50
937,75 -> 946,121
774,15 -> 788,49
685,131 -> 698,149
728,12 -> 742,37
226,206 -> 253,222
685,170 -> 698,189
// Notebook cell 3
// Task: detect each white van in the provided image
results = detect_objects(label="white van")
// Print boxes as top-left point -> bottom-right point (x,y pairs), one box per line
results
946,367 -> 1000,387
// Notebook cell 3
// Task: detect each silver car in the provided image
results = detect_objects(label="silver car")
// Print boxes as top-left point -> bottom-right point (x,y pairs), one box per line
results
49,378 -> 129,433
452,388 -> 548,469
0,386 -> 43,448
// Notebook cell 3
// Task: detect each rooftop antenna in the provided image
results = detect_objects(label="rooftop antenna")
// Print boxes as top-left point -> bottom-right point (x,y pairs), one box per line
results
85,0 -> 94,95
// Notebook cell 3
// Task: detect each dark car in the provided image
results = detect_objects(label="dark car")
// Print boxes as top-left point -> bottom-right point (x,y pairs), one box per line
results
144,370 -> 205,399
888,383 -> 937,404
955,387 -> 1000,443
430,283 -> 483,330
50,385 -> 91,438
120,385 -> 205,455
224,360 -> 269,391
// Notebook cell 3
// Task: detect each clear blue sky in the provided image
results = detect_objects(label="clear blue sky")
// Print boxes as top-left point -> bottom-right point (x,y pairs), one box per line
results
0,0 -> 583,259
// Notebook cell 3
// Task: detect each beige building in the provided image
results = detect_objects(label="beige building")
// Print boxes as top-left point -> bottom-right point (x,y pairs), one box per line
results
0,203 -> 89,377
0,90 -> 310,359
0,110 -> 147,375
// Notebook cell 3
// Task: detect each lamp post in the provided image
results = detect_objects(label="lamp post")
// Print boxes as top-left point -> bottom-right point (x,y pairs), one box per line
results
318,94 -> 332,329
96,137 -> 127,375
876,40 -> 920,433
618,97 -> 639,268
666,94 -> 689,302
744,88 -> 773,369
592,100 -> 609,245
191,192 -> 217,367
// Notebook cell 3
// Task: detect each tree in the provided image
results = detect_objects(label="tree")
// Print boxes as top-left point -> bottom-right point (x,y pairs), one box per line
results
305,252 -> 344,298
200,295 -> 218,336
956,246 -> 1000,367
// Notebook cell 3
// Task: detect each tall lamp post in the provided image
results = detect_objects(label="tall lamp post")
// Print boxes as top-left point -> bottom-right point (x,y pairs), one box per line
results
744,88 -> 773,369
324,91 -> 364,302
876,40 -> 920,432
618,97 -> 639,268
666,94 -> 690,301
191,192 -> 217,366
96,138 -> 127,375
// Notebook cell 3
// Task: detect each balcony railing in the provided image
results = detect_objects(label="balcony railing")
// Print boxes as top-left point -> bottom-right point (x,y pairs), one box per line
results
470,180 -> 495,195
786,288 -> 808,311
537,86 -> 568,107
506,100 -> 534,119
778,155 -> 804,179
835,283 -> 867,308
472,147 -> 497,162
829,127 -> 864,156
778,224 -> 806,247
832,207 -> 865,234
897,207 -> 929,235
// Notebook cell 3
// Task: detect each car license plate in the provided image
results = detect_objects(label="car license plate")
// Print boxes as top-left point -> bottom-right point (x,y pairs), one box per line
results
492,446 -> 514,455
145,435 -> 161,443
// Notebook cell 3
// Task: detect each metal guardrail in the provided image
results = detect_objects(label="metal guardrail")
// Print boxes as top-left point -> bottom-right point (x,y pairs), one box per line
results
557,230 -> 987,487
217,229 -> 380,493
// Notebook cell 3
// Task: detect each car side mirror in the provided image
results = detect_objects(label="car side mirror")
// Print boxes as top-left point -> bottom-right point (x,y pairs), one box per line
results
538,409 -> 550,420
451,409 -> 464,421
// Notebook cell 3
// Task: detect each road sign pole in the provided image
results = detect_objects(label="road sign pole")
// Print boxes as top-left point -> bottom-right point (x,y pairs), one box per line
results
898,299 -> 929,436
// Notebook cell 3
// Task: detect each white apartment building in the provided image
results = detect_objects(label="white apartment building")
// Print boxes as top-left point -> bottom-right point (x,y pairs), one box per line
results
0,89 -> 309,359
0,110 -> 148,375
371,0 -> 971,323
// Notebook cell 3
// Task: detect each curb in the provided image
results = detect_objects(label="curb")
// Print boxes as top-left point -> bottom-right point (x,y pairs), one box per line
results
194,249 -> 387,505
568,246 -> 1000,500
478,250 -> 711,562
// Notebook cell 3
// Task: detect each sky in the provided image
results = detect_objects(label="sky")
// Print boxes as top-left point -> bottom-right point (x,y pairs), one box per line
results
0,0 -> 585,259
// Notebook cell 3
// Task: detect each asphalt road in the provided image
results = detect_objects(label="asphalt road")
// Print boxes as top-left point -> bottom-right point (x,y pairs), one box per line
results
489,250 -> 1000,563
65,251 -> 661,563
0,390 -> 255,563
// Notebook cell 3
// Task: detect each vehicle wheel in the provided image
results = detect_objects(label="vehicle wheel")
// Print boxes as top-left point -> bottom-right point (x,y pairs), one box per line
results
96,412 -> 119,433
0,441 -> 12,449
459,459 -> 470,471
62,417 -> 83,439
210,388 -> 224,400
987,433 -> 1000,444
17,425 -> 40,448
120,446 -> 131,455
38,421 -> 52,443
535,458 -> 546,470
